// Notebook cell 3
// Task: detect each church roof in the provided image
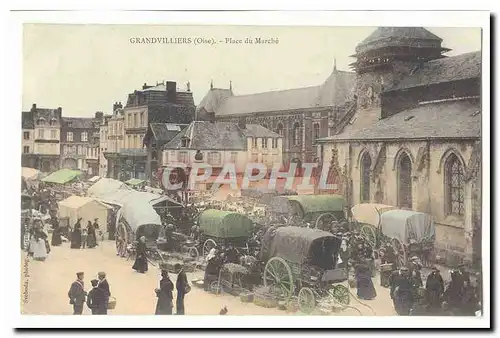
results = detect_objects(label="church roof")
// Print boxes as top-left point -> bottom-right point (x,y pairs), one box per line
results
386,51 -> 481,92
359,27 -> 442,47
163,121 -> 280,151
197,70 -> 356,117
317,98 -> 481,142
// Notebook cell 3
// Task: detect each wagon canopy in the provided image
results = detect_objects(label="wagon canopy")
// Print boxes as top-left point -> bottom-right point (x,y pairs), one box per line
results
351,203 -> 399,227
380,210 -> 436,245
260,226 -> 341,265
120,193 -> 162,234
271,194 -> 346,215
88,178 -> 132,198
198,209 -> 253,238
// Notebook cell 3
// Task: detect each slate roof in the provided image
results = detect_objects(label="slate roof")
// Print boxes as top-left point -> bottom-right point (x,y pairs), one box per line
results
149,123 -> 187,142
33,108 -> 60,121
358,27 -> 442,49
197,70 -> 356,116
164,121 -> 281,150
62,117 -> 95,129
386,51 -> 481,92
22,111 -> 34,129
317,98 -> 481,142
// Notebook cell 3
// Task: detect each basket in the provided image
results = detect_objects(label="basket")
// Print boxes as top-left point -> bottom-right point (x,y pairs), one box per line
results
107,296 -> 117,310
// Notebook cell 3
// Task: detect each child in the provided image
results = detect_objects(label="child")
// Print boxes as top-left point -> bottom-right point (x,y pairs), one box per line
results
81,228 -> 88,249
86,279 -> 105,315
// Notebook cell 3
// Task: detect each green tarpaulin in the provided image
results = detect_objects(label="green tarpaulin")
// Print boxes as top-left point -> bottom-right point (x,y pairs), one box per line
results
198,209 -> 253,238
41,169 -> 82,184
125,178 -> 145,186
284,194 -> 346,214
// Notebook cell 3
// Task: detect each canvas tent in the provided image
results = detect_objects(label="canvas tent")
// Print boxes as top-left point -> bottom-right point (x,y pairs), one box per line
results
58,195 -> 111,229
42,169 -> 82,185
88,178 -> 132,198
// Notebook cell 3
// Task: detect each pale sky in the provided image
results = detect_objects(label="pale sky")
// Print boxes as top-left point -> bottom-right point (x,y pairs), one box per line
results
22,25 -> 482,117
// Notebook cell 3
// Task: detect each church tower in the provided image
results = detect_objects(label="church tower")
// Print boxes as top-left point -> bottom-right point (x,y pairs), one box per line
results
350,27 -> 450,110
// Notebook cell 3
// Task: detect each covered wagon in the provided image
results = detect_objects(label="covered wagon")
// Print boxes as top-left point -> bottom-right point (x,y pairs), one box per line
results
351,203 -> 399,249
270,194 -> 348,230
380,210 -> 436,267
259,226 -> 349,313
198,209 -> 254,257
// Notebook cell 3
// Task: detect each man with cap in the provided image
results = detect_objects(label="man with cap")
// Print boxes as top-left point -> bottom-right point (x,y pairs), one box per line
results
409,256 -> 423,288
389,266 -> 414,315
97,272 -> 110,314
68,272 -> 87,315
86,279 -> 106,315
175,263 -> 189,315
425,266 -> 444,313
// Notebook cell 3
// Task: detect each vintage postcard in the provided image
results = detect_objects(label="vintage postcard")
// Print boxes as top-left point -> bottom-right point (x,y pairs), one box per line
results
13,10 -> 490,329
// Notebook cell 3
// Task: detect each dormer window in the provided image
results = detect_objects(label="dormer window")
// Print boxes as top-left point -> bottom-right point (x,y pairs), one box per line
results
50,117 -> 57,126
181,137 -> 189,148
36,117 -> 45,125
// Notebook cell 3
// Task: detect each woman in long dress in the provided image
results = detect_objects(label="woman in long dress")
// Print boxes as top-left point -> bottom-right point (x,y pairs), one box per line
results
86,221 -> 97,248
51,218 -> 62,246
355,259 -> 377,300
33,228 -> 48,261
27,227 -> 36,257
132,236 -> 148,273
70,219 -> 83,249
155,269 -> 174,315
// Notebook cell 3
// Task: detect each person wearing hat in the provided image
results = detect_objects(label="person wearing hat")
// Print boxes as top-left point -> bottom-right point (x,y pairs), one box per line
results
204,248 -> 220,291
409,256 -> 423,288
457,264 -> 471,286
132,236 -> 148,274
443,269 -> 465,314
175,263 -> 190,315
155,267 -> 174,315
425,266 -> 444,313
70,218 -> 83,249
97,272 -> 110,314
388,266 -> 414,315
68,272 -> 87,315
86,279 -> 106,315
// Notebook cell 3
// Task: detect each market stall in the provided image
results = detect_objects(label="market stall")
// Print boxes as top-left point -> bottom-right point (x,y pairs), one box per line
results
58,195 -> 111,230
88,178 -> 132,198
42,169 -> 82,185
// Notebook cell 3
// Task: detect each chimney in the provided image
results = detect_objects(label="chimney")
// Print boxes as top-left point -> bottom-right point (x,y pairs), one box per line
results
238,116 -> 246,129
113,102 -> 123,112
166,81 -> 177,103
31,103 -> 37,112
56,107 -> 62,119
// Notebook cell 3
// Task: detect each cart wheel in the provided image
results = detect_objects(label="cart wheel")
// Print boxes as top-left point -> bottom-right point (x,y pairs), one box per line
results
203,239 -> 217,257
315,213 -> 338,231
263,257 -> 294,301
391,238 -> 407,267
298,287 -> 316,314
360,225 -> 377,249
330,284 -> 350,306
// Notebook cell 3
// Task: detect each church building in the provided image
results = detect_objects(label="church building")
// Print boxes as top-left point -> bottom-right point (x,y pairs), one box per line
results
316,27 -> 482,266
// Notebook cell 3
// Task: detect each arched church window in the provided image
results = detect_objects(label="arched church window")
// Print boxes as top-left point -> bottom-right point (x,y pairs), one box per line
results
292,122 -> 300,146
445,153 -> 465,216
398,153 -> 412,209
360,152 -> 371,202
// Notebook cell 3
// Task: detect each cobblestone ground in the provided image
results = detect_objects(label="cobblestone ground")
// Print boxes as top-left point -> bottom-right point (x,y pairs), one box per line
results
20,240 -> 396,316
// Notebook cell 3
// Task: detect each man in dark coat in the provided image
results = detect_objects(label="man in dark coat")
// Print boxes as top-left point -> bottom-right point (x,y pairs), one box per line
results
443,270 -> 464,314
132,236 -> 148,273
155,268 -> 174,315
425,266 -> 444,313
86,221 -> 97,248
68,272 -> 87,315
50,217 -> 62,246
97,272 -> 110,314
175,263 -> 189,315
389,267 -> 414,315
86,279 -> 106,315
